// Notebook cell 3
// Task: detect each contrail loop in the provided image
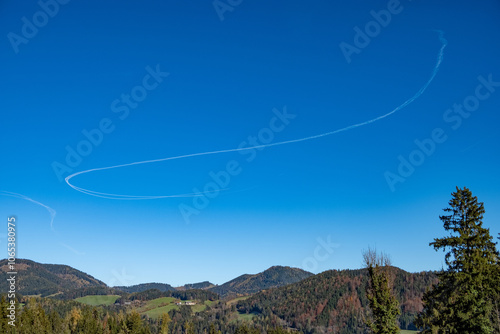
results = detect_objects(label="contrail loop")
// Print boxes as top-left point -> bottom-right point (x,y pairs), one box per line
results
66,31 -> 447,200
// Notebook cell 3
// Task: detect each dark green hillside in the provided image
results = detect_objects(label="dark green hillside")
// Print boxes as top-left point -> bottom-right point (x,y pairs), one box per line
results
178,281 -> 215,290
127,288 -> 219,302
210,265 -> 313,298
114,282 -> 176,293
237,268 -> 437,333
55,286 -> 126,300
0,259 -> 106,297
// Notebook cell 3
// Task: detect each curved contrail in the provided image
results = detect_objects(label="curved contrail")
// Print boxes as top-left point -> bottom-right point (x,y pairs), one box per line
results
0,191 -> 87,255
0,190 -> 57,229
66,31 -> 447,200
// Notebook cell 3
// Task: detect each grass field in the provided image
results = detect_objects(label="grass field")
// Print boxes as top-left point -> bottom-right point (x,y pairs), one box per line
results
139,298 -> 216,318
75,295 -> 120,306
190,299 -> 216,313
137,297 -> 178,313
143,303 -> 180,318
143,297 -> 177,309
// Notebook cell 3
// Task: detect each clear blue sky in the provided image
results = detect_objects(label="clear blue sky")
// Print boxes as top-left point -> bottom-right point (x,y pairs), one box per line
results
1,0 -> 499,287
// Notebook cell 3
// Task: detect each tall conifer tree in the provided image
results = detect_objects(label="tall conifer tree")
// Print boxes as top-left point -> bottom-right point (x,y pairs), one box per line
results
417,187 -> 499,333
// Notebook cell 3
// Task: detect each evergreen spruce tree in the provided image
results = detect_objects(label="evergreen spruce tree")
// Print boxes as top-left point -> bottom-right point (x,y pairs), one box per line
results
492,233 -> 500,333
416,187 -> 500,334
363,247 -> 401,334
19,298 -> 51,334
126,311 -> 144,334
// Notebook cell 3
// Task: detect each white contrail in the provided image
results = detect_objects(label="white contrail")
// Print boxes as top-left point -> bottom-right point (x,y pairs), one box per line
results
66,31 -> 447,200
61,243 -> 86,255
0,190 -> 57,229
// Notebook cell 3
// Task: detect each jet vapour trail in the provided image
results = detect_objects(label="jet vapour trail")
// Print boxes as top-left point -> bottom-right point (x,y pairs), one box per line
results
66,31 -> 447,200
0,191 -> 57,229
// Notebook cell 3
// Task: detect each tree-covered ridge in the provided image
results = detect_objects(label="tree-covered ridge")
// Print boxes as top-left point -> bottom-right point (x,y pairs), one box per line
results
178,281 -> 215,291
236,268 -> 438,333
0,259 -> 106,297
55,286 -> 127,300
0,260 -> 311,300
115,283 -> 176,294
125,288 -> 219,303
210,266 -> 313,298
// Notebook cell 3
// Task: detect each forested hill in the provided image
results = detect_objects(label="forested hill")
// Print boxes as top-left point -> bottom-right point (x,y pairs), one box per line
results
114,282 -> 176,293
210,265 -> 313,298
0,258 -> 106,297
236,267 -> 438,333
177,281 -> 215,290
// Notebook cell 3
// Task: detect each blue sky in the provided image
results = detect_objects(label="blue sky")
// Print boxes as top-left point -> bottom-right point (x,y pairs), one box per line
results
1,0 -> 499,287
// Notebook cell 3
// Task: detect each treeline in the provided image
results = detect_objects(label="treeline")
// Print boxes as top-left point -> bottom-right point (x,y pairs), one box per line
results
0,296 -> 295,334
115,283 -> 175,294
165,301 -> 297,334
125,288 -> 219,303
0,296 -> 152,334
55,287 -> 126,300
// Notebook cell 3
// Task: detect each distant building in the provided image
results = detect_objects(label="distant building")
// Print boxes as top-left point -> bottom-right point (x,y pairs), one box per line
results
176,301 -> 196,306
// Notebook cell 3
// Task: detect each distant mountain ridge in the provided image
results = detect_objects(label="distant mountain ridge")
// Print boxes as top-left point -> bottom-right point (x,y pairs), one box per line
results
0,258 -> 106,297
209,265 -> 313,298
0,259 -> 313,299
114,282 -> 176,294
236,267 -> 438,332
115,266 -> 312,297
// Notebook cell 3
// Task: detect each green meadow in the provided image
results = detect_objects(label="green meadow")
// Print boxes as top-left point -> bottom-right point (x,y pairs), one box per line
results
75,295 -> 120,306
